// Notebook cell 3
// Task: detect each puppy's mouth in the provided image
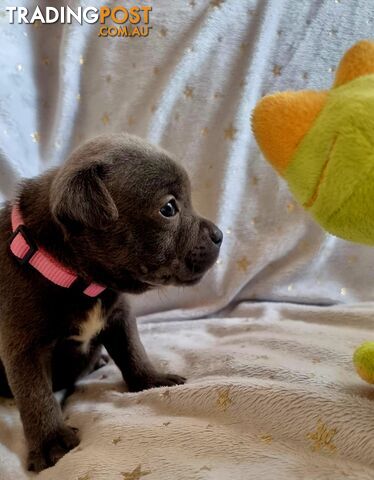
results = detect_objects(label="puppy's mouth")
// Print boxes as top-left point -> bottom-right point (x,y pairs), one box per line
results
141,273 -> 204,288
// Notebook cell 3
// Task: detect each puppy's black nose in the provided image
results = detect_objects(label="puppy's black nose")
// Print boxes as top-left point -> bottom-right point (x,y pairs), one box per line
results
210,226 -> 223,246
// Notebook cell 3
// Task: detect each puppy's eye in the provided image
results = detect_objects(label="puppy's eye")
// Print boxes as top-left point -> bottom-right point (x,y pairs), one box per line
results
160,199 -> 178,218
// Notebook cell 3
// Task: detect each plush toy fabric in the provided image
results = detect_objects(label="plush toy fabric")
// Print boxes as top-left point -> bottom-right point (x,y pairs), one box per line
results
252,40 -> 374,245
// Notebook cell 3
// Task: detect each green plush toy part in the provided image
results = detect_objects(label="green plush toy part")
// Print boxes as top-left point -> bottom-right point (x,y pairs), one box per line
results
353,342 -> 374,384
252,40 -> 374,246
252,40 -> 374,384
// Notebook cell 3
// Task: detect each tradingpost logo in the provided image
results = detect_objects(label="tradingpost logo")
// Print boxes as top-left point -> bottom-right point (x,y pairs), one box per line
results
6,5 -> 152,37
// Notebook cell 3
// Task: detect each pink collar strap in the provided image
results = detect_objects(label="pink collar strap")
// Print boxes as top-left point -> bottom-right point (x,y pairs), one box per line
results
9,204 -> 106,298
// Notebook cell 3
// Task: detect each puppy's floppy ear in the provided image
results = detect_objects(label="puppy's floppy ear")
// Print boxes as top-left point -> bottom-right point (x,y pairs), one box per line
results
50,162 -> 118,230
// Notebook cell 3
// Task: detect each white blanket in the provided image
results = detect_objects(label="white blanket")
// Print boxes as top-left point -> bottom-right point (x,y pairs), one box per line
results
1,302 -> 374,479
1,0 -> 374,478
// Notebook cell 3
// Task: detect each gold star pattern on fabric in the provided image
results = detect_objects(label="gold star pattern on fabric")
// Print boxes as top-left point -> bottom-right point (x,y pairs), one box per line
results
214,91 -> 224,99
217,388 -> 232,411
251,175 -> 259,186
79,55 -> 85,65
101,113 -> 110,126
112,437 -> 122,445
159,27 -> 168,37
260,434 -> 273,444
272,64 -> 282,76
306,419 -> 337,453
184,86 -> 194,98
121,465 -> 151,480
210,0 -> 224,8
78,474 -> 90,480
31,131 -> 40,143
160,389 -> 170,399
287,202 -> 295,213
237,257 -> 250,272
224,123 -> 237,141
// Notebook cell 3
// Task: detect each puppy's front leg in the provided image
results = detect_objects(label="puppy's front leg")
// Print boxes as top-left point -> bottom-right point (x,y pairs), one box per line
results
100,301 -> 185,392
2,346 -> 79,471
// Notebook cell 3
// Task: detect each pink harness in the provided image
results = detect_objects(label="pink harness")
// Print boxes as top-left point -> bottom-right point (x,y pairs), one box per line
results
9,205 -> 106,298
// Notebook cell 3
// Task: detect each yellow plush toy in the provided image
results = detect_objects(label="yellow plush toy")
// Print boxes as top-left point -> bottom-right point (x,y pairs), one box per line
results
251,40 -> 374,384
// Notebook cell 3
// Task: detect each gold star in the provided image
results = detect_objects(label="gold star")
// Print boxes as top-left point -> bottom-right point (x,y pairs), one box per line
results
78,474 -> 90,480
160,390 -> 170,399
121,465 -> 151,480
184,86 -> 194,98
260,434 -> 273,444
201,127 -> 209,136
153,66 -> 160,75
251,175 -> 259,186
31,131 -> 40,143
159,27 -> 168,37
42,57 -> 50,66
210,0 -> 224,7
101,113 -> 110,125
287,202 -> 295,213
237,257 -> 250,272
272,64 -> 282,76
112,437 -> 122,445
224,123 -> 237,141
79,55 -> 85,65
217,388 -> 232,411
306,419 -> 337,453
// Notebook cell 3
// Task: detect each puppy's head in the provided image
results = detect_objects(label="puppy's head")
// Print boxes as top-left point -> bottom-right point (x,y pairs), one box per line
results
50,134 -> 222,292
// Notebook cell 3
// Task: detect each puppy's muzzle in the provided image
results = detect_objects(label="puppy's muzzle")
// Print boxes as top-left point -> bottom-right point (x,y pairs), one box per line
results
185,221 -> 223,275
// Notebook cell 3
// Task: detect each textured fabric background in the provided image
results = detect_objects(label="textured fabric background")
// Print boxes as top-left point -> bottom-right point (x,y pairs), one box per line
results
1,0 -> 374,321
1,1 -> 374,479
2,302 -> 374,479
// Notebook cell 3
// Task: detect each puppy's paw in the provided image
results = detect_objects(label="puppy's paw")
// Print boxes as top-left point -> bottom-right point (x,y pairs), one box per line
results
27,425 -> 80,472
128,372 -> 186,392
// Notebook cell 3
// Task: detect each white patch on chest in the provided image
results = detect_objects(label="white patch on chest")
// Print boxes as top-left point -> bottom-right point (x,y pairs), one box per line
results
70,300 -> 105,353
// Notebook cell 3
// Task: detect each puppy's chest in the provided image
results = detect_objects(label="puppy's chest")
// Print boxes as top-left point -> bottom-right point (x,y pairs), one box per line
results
69,300 -> 106,352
